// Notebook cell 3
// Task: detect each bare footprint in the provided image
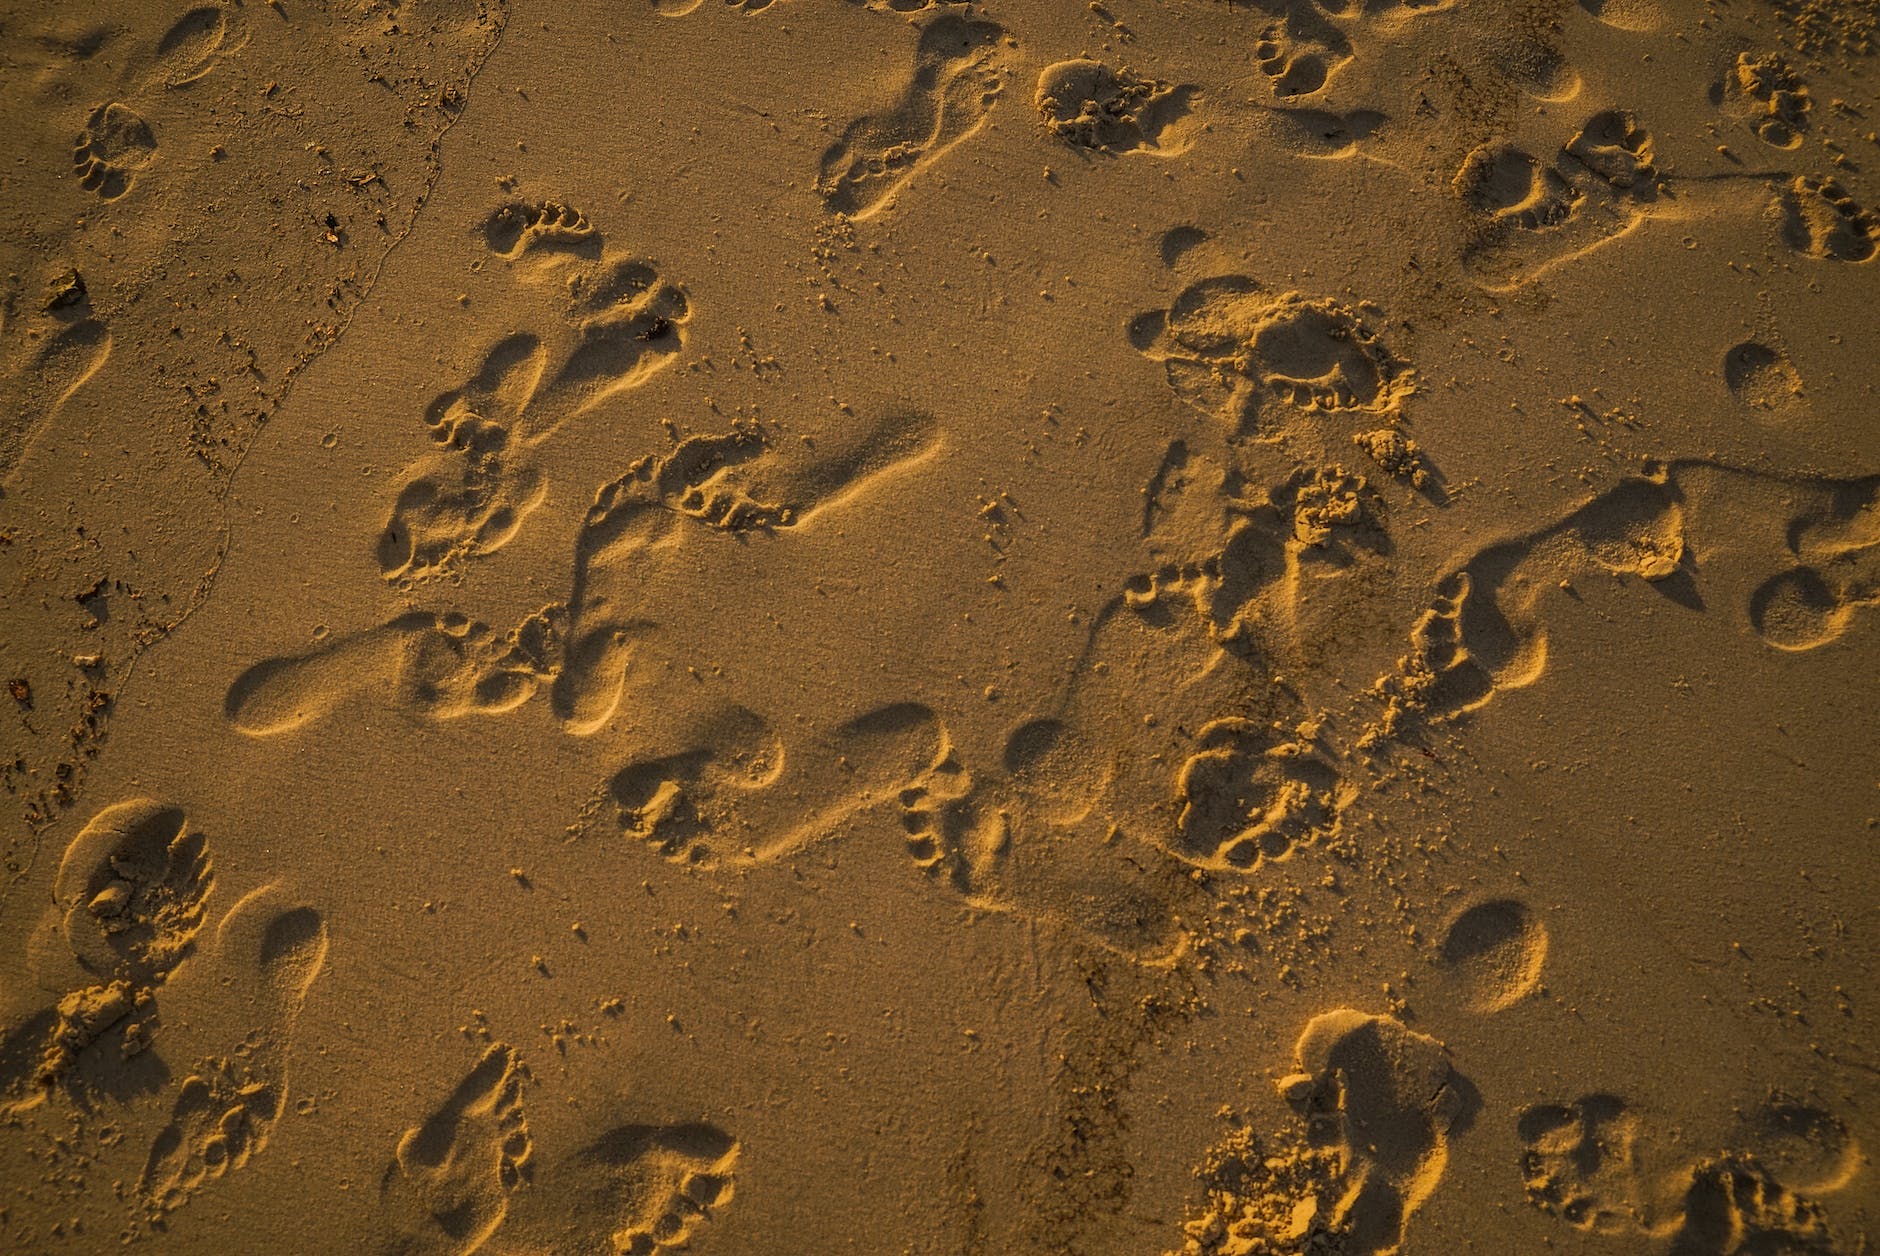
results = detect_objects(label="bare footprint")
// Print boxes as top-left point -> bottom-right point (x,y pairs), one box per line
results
73,101 -> 157,200
1457,115 -> 1659,288
1370,470 -> 1685,733
1723,340 -> 1803,420
145,3 -> 243,89
141,887 -> 328,1213
55,799 -> 213,985
1,800 -> 212,1109
1034,60 -> 1200,156
379,332 -> 551,581
382,1043 -> 533,1254
1437,898 -> 1546,1012
1253,10 -> 1353,100
226,611 -> 529,737
1248,105 -> 1388,161
1748,478 -> 1880,651
1173,718 -> 1351,871
554,415 -> 940,734
381,248 -> 689,582
1520,1091 -> 1856,1251
1777,176 -> 1878,263
609,705 -> 785,864
1725,51 -> 1811,149
1276,1010 -> 1470,1253
507,1122 -> 739,1255
818,13 -> 1010,220
479,199 -> 598,262
1131,276 -> 1412,437
1518,1094 -> 1646,1231
0,312 -> 113,485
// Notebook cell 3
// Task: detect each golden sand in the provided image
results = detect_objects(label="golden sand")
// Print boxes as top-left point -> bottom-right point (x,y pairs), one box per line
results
1,0 -> 1875,1251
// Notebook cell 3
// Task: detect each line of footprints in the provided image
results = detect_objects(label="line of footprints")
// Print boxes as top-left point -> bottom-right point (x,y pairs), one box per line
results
5,796 -> 1858,1250
2,799 -> 738,1255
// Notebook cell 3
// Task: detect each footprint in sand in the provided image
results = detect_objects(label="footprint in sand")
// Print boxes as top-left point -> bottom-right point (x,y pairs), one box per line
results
66,6 -> 246,202
1518,1091 -> 1860,1251
141,886 -> 328,1213
480,199 -> 599,262
381,233 -> 690,583
1249,105 -> 1389,161
0,800 -> 214,1111
1131,276 -> 1413,438
1456,110 -> 1660,288
1367,462 -> 1880,740
507,1122 -> 740,1255
608,704 -> 786,864
1252,9 -> 1353,100
1517,1093 -> 1647,1231
552,431 -> 778,735
1368,468 -> 1687,734
72,101 -> 157,200
897,711 -> 1189,958
1748,477 -> 1880,652
1776,176 -> 1878,264
1275,1010 -> 1469,1253
146,3 -> 240,88
1436,898 -> 1547,1012
605,698 -> 952,868
225,610 -> 551,736
1723,340 -> 1804,420
382,1042 -> 533,1254
1,307 -> 113,485
1171,717 -> 1352,872
1563,108 -> 1655,190
1033,60 -> 1200,156
54,799 -> 213,986
818,13 -> 1010,220
1723,51 -> 1811,149
554,412 -> 938,735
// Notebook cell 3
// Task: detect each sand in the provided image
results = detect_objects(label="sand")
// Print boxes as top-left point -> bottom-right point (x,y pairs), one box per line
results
0,0 -> 1875,1251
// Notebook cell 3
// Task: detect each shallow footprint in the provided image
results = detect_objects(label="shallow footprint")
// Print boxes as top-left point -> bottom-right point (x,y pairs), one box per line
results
226,612 -> 517,736
819,13 -> 1009,220
382,1042 -> 533,1254
1517,1093 -> 1645,1232
73,101 -> 156,200
508,1122 -> 739,1255
141,887 -> 328,1214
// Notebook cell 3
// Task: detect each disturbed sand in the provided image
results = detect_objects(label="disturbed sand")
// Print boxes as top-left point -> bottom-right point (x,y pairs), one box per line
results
1,0 -> 1877,1252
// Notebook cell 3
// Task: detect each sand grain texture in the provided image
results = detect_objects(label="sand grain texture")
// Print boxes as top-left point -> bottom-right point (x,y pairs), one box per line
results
1,0 -> 1875,1252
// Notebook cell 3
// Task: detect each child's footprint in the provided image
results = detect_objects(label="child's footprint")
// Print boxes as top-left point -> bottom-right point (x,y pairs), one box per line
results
141,886 -> 328,1213
381,1042 -> 533,1254
818,13 -> 1010,220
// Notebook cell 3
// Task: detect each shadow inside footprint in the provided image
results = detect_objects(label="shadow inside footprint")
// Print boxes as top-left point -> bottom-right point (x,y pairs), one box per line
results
383,1043 -> 533,1251
1277,1009 -> 1474,1253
